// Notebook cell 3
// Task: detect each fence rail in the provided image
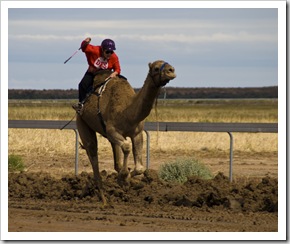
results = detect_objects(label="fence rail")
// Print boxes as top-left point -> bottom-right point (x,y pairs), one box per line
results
8,120 -> 278,181
8,120 -> 278,133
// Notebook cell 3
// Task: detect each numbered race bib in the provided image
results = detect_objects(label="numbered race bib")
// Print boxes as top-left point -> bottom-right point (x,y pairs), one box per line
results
94,57 -> 108,70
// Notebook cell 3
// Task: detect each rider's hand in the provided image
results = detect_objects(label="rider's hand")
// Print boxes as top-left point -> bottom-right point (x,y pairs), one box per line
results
80,37 -> 91,50
85,37 -> 91,43
107,72 -> 118,79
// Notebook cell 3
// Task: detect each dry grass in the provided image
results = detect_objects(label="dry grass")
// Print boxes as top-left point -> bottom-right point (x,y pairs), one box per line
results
9,99 -> 278,123
8,99 -> 278,175
147,99 -> 278,123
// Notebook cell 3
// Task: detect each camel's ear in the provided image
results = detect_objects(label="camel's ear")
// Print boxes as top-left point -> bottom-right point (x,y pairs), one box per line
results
148,62 -> 152,69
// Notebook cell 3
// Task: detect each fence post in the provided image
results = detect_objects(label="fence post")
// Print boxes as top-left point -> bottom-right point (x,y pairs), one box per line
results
8,120 -> 277,181
144,130 -> 150,169
73,129 -> 79,176
227,132 -> 234,182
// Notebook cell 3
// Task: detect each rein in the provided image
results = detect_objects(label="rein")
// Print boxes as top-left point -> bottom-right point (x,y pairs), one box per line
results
60,113 -> 76,130
95,77 -> 112,134
151,62 -> 168,143
60,77 -> 111,131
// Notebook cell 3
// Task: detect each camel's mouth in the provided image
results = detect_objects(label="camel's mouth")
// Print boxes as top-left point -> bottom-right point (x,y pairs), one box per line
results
165,72 -> 176,80
168,72 -> 176,79
160,71 -> 176,86
165,67 -> 176,78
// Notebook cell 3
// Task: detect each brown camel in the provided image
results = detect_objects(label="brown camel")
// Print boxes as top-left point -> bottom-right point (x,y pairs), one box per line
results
76,60 -> 176,204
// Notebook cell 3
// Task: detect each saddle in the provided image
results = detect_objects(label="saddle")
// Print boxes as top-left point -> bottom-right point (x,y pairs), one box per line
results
86,70 -> 127,134
93,70 -> 127,88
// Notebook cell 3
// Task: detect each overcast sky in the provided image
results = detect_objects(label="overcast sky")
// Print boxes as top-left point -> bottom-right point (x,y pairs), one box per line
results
1,3 -> 288,240
4,2 -> 281,89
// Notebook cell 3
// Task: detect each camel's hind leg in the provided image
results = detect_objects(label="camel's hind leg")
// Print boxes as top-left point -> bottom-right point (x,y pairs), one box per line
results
131,132 -> 145,176
76,116 -> 107,205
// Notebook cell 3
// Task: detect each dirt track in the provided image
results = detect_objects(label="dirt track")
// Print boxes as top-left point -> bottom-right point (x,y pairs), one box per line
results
8,152 -> 278,234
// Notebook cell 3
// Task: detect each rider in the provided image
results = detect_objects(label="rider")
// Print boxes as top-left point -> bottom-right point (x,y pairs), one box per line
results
72,37 -> 121,113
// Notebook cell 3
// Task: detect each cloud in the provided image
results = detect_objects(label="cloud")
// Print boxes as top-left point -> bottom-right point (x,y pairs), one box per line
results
6,7 -> 279,89
9,13 -> 277,46
9,34 -> 83,41
9,31 -> 276,44
119,32 -> 276,44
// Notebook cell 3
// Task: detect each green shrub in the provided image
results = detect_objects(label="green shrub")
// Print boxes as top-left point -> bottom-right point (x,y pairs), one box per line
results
8,154 -> 25,172
158,158 -> 212,184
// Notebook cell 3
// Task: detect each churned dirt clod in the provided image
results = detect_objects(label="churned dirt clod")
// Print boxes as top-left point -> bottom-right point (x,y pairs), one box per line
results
8,169 -> 278,232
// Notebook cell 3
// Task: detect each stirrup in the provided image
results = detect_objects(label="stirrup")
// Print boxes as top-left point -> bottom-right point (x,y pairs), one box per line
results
72,102 -> 84,115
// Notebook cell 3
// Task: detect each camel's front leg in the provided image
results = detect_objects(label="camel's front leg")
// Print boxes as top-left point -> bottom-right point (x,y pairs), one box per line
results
131,132 -> 145,176
106,126 -> 130,183
76,116 -> 107,205
87,153 -> 107,204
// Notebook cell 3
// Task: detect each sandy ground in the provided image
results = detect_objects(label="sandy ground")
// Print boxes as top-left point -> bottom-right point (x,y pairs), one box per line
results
6,149 -> 280,240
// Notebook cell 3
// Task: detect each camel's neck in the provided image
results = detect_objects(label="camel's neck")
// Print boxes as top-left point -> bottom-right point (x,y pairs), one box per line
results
128,74 -> 161,123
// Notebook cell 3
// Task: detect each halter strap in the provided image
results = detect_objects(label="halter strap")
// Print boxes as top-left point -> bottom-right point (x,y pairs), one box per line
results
158,62 -> 168,86
150,61 -> 169,88
160,62 -> 168,72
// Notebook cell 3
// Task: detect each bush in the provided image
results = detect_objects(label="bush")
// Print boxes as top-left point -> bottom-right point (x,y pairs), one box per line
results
158,158 -> 212,184
8,154 -> 25,172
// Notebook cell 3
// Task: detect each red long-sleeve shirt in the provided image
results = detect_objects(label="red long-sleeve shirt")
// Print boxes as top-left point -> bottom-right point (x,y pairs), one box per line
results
81,41 -> 121,74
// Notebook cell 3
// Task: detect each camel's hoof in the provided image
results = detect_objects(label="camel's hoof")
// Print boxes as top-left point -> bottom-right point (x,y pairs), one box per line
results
130,168 -> 145,177
117,178 -> 130,187
117,169 -> 130,186
119,169 -> 130,179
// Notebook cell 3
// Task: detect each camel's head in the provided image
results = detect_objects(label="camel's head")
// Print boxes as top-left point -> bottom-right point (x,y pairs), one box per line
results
148,60 -> 176,87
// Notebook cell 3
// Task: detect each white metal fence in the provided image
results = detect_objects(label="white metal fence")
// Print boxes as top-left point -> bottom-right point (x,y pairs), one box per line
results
8,120 -> 278,181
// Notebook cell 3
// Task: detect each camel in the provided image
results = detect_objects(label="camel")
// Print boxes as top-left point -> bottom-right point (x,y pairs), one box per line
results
76,60 -> 176,204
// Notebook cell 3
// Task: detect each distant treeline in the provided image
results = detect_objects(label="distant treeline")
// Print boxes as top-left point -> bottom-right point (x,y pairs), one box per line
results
8,86 -> 278,99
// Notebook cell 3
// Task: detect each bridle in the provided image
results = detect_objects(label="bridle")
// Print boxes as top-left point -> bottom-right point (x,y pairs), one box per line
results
160,62 -> 168,73
151,62 -> 169,87
159,62 -> 169,86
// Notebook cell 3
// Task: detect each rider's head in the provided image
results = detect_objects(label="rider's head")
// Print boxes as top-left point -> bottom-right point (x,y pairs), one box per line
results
101,39 -> 116,58
101,39 -> 116,51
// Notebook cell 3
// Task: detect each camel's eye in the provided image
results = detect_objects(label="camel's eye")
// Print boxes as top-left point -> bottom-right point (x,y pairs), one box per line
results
154,67 -> 159,72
